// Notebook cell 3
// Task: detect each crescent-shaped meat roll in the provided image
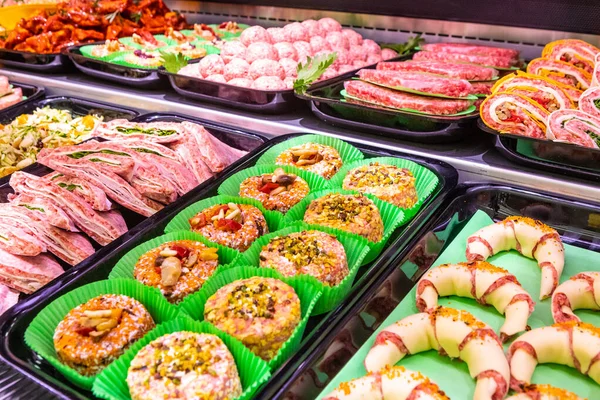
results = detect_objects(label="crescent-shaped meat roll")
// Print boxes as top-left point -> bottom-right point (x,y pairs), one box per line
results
416,261 -> 534,341
365,306 -> 509,400
505,384 -> 586,400
322,365 -> 449,400
508,322 -> 600,391
551,271 -> 600,323
466,216 -> 565,300
479,93 -> 550,139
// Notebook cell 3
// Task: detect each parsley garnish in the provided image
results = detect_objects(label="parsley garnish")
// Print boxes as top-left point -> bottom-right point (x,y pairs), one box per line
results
293,52 -> 337,95
379,35 -> 424,56
160,51 -> 188,74
130,12 -> 142,23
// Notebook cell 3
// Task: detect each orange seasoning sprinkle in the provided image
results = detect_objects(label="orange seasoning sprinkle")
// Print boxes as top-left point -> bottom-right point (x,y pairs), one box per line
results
433,306 -> 487,329
503,216 -> 556,233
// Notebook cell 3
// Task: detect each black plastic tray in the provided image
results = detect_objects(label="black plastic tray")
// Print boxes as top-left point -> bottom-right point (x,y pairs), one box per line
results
300,76 -> 479,144
0,81 -> 45,116
159,53 -> 414,114
0,48 -> 71,73
0,133 -> 457,400
66,43 -> 166,90
482,120 -> 600,182
0,95 -> 141,187
257,183 -> 600,400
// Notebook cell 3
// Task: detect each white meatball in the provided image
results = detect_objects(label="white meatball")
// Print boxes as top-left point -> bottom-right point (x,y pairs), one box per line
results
178,63 -> 203,79
267,27 -> 291,43
362,39 -> 381,55
249,59 -> 285,80
301,19 -> 323,37
326,31 -> 350,51
273,42 -> 298,61
227,77 -> 254,88
278,58 -> 299,78
198,54 -> 225,77
349,44 -> 368,62
284,22 -> 309,42
283,76 -> 295,89
240,26 -> 272,46
223,58 -> 250,80
319,65 -> 340,81
293,41 -> 313,63
341,29 -> 363,46
309,36 -> 331,53
381,48 -> 399,60
318,17 -> 342,32
245,42 -> 278,63
220,41 -> 247,63
205,74 -> 227,83
366,54 -> 383,64
252,76 -> 287,90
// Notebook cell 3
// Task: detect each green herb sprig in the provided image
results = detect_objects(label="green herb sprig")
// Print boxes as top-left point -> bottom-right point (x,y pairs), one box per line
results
159,51 -> 188,74
293,52 -> 337,95
379,35 -> 424,56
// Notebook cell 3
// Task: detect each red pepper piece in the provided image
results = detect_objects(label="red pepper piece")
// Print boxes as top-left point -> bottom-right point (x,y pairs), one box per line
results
155,266 -> 162,275
170,245 -> 190,259
75,326 -> 94,336
214,218 -> 242,232
259,182 -> 280,194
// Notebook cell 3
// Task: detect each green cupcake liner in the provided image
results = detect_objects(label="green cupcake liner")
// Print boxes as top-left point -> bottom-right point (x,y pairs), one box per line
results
282,188 -> 405,264
217,164 -> 332,212
79,45 -> 128,62
240,222 -> 370,314
178,265 -> 321,370
163,195 -> 284,244
108,51 -> 163,70
118,35 -> 176,50
108,231 -> 241,298
24,279 -> 181,390
159,42 -> 220,60
255,135 -> 365,173
92,317 -> 271,400
328,156 -> 440,221
210,23 -> 250,39
190,41 -> 221,55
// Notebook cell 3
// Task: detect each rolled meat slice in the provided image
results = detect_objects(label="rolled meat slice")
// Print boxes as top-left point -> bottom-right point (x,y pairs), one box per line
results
413,51 -> 517,69
527,58 -> 592,91
94,120 -> 186,143
541,39 -> 600,74
491,71 -> 574,111
466,216 -> 564,300
0,249 -> 63,294
505,384 -> 585,400
0,222 -> 46,256
365,306 -> 509,400
0,87 -> 23,111
357,69 -> 474,98
547,109 -> 600,149
322,365 -> 449,400
416,261 -> 534,341
344,80 -> 474,115
8,193 -> 78,232
593,53 -> 600,87
479,93 -> 550,139
578,87 -> 600,119
551,271 -> 600,323
377,60 -> 499,81
508,322 -> 600,390
420,43 -> 520,60
45,173 -> 112,212
0,284 -> 19,315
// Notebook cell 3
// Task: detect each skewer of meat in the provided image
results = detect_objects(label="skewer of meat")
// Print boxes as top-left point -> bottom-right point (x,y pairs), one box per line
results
551,271 -> 600,323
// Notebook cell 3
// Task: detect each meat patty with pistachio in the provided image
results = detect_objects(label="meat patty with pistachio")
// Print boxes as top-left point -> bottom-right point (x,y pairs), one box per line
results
204,277 -> 301,361
189,203 -> 269,252
259,230 -> 349,286
134,240 -> 219,304
239,168 -> 310,213
304,193 -> 384,242
275,142 -> 343,179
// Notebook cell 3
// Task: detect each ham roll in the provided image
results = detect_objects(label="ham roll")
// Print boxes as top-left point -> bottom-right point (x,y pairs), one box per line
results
413,50 -> 517,69
505,384 -> 585,400
357,69 -> 474,98
344,80 -> 474,115
365,306 -> 509,400
508,322 -> 600,390
578,87 -> 600,119
420,43 -> 520,60
541,39 -> 600,74
547,109 -> 600,149
551,271 -> 600,323
376,60 -> 499,81
322,365 -> 449,400
492,71 -> 575,111
466,216 -> 564,300
480,93 -> 550,139
527,58 -> 592,91
593,53 -> 600,87
416,261 -> 534,341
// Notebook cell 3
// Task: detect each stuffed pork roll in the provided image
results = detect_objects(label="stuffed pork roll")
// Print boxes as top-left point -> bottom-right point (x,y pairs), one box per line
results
344,80 -> 474,115
593,53 -> 600,87
376,60 -> 499,81
480,92 -> 550,139
527,58 -> 592,90
579,87 -> 600,119
413,50 -> 517,69
541,39 -> 600,74
357,69 -> 474,98
547,109 -> 600,148
492,71 -> 574,111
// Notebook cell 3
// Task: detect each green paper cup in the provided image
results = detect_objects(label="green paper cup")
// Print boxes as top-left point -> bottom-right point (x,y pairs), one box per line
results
217,164 -> 332,212
191,41 -> 221,55
329,156 -> 440,220
163,195 -> 284,244
79,45 -> 128,62
109,52 -> 163,70
108,231 -> 241,299
283,188 -> 405,264
92,317 -> 271,400
118,35 -> 176,50
24,279 -> 181,390
240,222 -> 370,314
255,135 -> 365,173
178,265 -> 321,370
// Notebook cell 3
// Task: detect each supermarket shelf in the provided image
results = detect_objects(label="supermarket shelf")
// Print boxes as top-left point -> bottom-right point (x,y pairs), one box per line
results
4,68 -> 598,203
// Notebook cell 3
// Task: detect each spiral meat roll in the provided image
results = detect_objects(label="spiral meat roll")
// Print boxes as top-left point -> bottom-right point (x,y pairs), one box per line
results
322,366 -> 449,400
551,271 -> 600,323
480,93 -> 550,139
527,58 -> 592,91
466,216 -> 564,299
416,261 -> 534,340
547,109 -> 600,149
578,87 -> 600,119
491,71 -> 575,110
508,322 -> 600,390
364,306 -> 509,400
541,39 -> 600,74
